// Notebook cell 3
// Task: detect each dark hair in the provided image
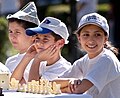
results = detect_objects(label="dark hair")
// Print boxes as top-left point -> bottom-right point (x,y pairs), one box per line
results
104,41 -> 119,56
50,32 -> 63,42
8,18 -> 38,29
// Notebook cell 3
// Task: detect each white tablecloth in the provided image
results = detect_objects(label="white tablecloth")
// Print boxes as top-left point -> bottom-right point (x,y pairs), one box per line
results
1,91 -> 93,98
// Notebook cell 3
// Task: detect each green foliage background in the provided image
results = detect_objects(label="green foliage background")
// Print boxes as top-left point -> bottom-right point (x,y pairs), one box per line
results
0,17 -> 17,64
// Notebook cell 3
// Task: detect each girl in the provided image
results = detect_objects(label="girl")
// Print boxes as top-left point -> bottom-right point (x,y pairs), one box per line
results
56,13 -> 120,98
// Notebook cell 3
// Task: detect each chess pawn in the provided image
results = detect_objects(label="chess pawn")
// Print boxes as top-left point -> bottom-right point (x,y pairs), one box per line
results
22,83 -> 27,92
10,78 -> 19,90
52,82 -> 61,94
17,83 -> 21,92
55,84 -> 61,94
27,82 -> 31,93
34,84 -> 39,94
48,82 -> 53,94
39,84 -> 44,94
31,84 -> 35,93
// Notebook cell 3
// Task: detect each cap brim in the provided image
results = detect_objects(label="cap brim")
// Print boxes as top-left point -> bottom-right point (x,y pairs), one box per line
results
26,27 -> 53,36
75,22 -> 105,34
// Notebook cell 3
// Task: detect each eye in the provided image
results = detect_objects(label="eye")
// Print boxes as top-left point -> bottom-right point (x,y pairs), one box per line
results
16,31 -> 21,34
35,37 -> 40,43
43,38 -> 49,43
95,33 -> 101,37
8,30 -> 12,33
82,33 -> 89,37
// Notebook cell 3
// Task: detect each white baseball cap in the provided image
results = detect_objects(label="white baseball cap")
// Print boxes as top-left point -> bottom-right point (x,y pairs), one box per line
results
26,17 -> 69,44
77,13 -> 109,36
6,2 -> 40,26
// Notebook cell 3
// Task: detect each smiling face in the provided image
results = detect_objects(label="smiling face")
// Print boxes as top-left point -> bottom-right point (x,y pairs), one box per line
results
77,24 -> 108,58
8,22 -> 34,53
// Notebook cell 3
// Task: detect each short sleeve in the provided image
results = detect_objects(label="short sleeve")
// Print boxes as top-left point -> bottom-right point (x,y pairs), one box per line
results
60,60 -> 83,79
85,57 -> 112,93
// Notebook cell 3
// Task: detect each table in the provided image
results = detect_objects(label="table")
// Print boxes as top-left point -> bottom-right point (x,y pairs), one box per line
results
1,91 -> 93,98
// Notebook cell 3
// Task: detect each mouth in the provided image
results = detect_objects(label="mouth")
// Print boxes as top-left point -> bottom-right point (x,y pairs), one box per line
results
11,41 -> 17,45
36,48 -> 44,52
87,45 -> 97,49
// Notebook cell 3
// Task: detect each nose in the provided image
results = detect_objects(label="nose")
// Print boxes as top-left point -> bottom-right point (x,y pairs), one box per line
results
88,36 -> 95,44
9,33 -> 17,39
35,40 -> 44,48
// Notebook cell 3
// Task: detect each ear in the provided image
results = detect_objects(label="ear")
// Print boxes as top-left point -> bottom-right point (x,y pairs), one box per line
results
56,39 -> 65,48
104,36 -> 108,43
77,34 -> 81,43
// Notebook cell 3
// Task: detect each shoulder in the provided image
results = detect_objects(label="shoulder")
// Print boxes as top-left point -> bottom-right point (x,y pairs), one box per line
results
71,54 -> 88,70
96,49 -> 120,68
5,54 -> 19,65
73,54 -> 88,64
59,56 -> 71,65
102,49 -> 119,62
53,56 -> 72,70
6,54 -> 19,61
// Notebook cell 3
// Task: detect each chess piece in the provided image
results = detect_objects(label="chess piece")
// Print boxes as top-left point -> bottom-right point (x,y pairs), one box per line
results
0,87 -> 4,96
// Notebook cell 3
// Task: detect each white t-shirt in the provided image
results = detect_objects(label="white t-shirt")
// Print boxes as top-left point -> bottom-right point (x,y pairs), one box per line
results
5,53 -> 32,82
39,56 -> 72,81
61,48 -> 120,98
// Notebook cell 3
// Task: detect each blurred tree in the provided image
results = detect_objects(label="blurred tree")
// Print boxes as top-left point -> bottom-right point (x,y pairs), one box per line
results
0,17 -> 9,63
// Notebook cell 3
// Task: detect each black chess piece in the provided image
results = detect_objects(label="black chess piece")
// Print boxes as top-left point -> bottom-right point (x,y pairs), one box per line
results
0,87 -> 4,96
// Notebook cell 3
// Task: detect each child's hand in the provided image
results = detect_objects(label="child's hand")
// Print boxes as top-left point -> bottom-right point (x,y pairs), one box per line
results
35,45 -> 57,62
69,78 -> 82,94
25,44 -> 37,59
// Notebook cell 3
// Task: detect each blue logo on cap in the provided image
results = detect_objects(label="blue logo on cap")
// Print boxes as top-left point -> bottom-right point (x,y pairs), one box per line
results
43,19 -> 51,24
86,15 -> 97,21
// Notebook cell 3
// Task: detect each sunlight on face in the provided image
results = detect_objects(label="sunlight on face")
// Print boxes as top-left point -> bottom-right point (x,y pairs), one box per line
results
8,22 -> 33,53
78,24 -> 108,58
34,33 -> 56,52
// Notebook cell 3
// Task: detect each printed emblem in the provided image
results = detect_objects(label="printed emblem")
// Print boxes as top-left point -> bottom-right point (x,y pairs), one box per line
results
86,15 -> 97,21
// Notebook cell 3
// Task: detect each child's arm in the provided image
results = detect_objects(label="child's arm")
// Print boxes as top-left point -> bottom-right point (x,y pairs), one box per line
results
28,45 -> 57,82
28,57 -> 40,82
53,78 -> 81,93
53,78 -> 70,89
69,79 -> 93,94
10,44 -> 37,84
10,54 -> 32,83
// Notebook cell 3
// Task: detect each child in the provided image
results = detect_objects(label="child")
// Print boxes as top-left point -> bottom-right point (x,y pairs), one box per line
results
5,2 -> 40,84
11,17 -> 71,83
55,13 -> 120,98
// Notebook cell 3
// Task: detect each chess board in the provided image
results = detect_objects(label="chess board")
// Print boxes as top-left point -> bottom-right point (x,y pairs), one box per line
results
0,77 -> 93,98
2,91 -> 93,98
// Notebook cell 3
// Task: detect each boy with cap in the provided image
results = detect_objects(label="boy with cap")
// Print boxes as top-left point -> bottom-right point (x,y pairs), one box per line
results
54,13 -> 120,98
11,17 -> 71,83
5,2 -> 40,84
